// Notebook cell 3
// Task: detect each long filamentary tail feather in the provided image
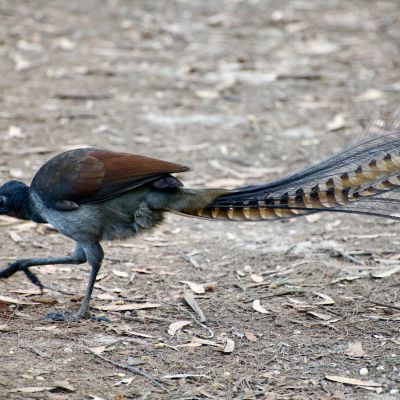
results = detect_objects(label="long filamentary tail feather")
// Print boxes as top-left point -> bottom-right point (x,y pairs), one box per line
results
177,129 -> 400,222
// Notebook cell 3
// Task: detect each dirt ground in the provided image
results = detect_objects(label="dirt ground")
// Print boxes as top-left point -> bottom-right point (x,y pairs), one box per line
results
0,0 -> 400,399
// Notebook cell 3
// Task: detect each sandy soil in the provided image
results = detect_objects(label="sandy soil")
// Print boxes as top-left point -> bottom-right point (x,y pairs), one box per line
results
0,1 -> 400,399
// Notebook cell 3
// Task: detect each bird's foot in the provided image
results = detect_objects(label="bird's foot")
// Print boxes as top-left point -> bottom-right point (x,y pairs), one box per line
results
22,267 -> 45,292
45,310 -> 110,322
0,262 -> 44,292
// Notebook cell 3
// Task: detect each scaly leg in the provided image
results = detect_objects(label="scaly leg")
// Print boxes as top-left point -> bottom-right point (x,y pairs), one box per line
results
0,244 -> 87,291
47,242 -> 105,321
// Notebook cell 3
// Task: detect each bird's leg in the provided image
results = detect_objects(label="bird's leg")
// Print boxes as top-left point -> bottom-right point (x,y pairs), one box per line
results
47,242 -> 105,322
0,244 -> 87,291
75,262 -> 101,319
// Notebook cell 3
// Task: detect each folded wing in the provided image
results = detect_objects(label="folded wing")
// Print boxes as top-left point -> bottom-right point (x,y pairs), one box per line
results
31,148 -> 189,210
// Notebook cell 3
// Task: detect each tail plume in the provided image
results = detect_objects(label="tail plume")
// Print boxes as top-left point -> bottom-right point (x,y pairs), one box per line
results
178,130 -> 400,222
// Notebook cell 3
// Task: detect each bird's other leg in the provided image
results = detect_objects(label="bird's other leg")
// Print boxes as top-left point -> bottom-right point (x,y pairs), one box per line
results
76,242 -> 103,319
0,244 -> 87,291
47,242 -> 104,322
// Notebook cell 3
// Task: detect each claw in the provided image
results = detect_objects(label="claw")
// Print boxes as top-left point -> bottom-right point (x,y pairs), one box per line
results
0,262 -> 21,279
22,267 -> 44,293
45,310 -> 110,322
0,262 -> 45,293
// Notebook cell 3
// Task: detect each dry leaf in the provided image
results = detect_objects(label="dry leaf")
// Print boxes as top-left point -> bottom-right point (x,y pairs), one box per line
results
113,377 -> 134,386
0,295 -> 34,305
96,293 -> 116,301
32,296 -> 58,305
175,342 -> 202,348
70,294 -> 84,303
87,346 -> 106,355
223,338 -> 235,353
183,291 -> 206,322
10,387 -> 53,393
355,89 -> 384,102
131,268 -> 152,274
192,337 -> 223,347
261,371 -> 276,379
244,331 -> 258,342
7,125 -> 25,138
313,292 -> 335,305
9,168 -> 26,178
33,326 -> 58,331
252,299 -> 269,314
10,289 -> 42,296
196,90 -> 219,99
182,281 -> 205,294
325,375 -> 382,387
10,381 -> 76,394
371,265 -> 400,278
9,231 -> 23,243
168,320 -> 192,336
333,275 -> 363,283
306,310 -> 334,321
305,214 -> 322,223
119,329 -> 154,339
327,114 -> 346,131
250,273 -> 264,283
0,324 -> 11,332
96,302 -> 160,311
112,269 -> 129,278
52,381 -> 75,392
54,37 -> 76,50
287,298 -> 314,311
345,342 -> 366,358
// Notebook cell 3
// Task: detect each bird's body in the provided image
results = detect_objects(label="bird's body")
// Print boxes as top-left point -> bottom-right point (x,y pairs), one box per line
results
0,148 -> 223,320
2,132 -> 400,320
31,188 -> 163,242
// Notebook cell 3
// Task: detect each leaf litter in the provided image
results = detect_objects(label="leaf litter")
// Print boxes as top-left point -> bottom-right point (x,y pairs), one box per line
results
168,320 -> 192,336
252,299 -> 269,314
1,1 -> 400,399
345,342 -> 367,358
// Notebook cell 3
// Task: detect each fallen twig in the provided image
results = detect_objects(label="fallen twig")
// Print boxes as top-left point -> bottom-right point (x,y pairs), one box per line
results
179,252 -> 200,269
183,291 -> 206,322
177,303 -> 214,339
85,346 -> 167,390
55,93 -> 112,100
331,248 -> 365,266
367,300 -> 400,311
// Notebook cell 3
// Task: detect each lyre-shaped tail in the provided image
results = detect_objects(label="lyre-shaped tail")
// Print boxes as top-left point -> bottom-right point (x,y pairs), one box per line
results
178,130 -> 400,222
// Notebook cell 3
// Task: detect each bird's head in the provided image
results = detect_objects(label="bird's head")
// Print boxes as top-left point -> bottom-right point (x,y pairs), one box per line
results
0,180 -> 30,219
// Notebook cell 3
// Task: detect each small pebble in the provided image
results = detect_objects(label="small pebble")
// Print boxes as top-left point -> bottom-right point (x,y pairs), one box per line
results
243,265 -> 252,273
359,367 -> 369,376
377,365 -> 385,371
390,389 -> 399,395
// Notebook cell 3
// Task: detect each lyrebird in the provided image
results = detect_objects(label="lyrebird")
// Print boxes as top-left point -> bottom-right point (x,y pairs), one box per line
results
1,131 -> 400,320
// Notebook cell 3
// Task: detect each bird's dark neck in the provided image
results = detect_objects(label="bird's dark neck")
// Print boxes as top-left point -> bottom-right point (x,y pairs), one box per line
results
12,185 -> 46,223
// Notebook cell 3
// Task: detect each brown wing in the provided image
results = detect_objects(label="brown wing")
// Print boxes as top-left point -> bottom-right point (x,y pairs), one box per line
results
31,148 -> 189,209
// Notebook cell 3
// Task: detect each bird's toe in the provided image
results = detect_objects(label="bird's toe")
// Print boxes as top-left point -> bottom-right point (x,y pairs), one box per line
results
45,310 -> 109,322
